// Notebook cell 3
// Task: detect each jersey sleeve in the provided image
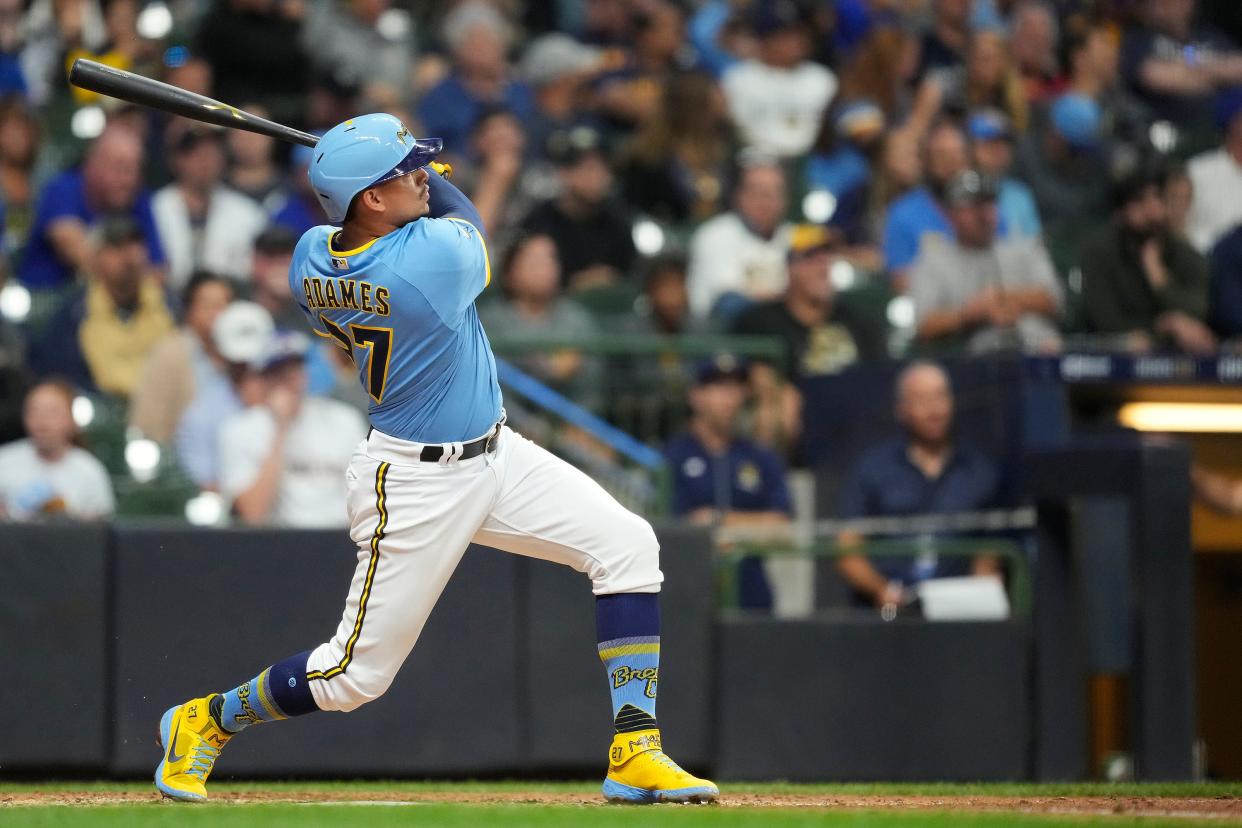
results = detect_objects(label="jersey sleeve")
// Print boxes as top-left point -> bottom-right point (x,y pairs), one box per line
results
382,217 -> 491,324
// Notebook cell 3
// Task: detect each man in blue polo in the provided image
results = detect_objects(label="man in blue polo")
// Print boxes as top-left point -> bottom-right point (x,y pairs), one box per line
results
666,353 -> 792,609
836,360 -> 1001,609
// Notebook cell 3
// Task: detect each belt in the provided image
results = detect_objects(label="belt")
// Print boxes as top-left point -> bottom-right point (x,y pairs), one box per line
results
367,415 -> 505,464
418,426 -> 500,462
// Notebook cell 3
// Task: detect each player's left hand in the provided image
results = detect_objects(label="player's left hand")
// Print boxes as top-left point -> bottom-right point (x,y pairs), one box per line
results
430,161 -> 452,179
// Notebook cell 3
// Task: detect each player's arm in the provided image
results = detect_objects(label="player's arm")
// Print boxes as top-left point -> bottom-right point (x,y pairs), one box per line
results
426,168 -> 485,238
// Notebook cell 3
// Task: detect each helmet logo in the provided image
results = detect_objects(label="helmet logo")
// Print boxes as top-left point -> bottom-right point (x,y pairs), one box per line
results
396,125 -> 409,145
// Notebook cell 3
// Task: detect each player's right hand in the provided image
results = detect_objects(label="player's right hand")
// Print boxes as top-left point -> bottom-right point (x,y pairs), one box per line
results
430,161 -> 453,179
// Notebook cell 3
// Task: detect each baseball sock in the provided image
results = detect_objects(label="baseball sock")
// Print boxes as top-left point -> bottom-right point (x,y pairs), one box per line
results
596,593 -> 660,735
212,650 -> 319,734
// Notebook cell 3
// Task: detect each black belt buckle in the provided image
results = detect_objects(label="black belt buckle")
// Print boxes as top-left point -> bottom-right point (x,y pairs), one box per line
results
485,427 -> 498,455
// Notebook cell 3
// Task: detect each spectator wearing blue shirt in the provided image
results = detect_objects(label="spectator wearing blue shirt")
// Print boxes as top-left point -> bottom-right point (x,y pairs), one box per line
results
804,100 -> 886,246
19,125 -> 166,289
1209,223 -> 1242,343
836,361 -> 1001,609
666,354 -> 793,609
968,109 -> 1042,240
417,4 -> 535,154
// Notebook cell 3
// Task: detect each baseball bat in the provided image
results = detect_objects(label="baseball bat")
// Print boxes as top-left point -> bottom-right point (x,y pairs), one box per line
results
68,58 -> 320,147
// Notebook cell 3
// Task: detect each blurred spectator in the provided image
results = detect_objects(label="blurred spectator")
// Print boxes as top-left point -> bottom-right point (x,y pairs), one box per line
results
458,106 -> 529,237
732,225 -> 887,447
65,0 -> 147,104
196,0 -> 311,127
917,0 -> 972,77
665,353 -> 792,609
248,225 -> 300,328
1079,163 -> 1215,353
624,254 -> 705,337
0,379 -> 113,520
128,272 -> 234,444
911,170 -> 1062,354
176,300 -> 271,488
619,71 -> 734,224
29,217 -> 174,395
152,125 -> 268,289
836,361 -> 1001,608
1012,92 -> 1112,247
1061,16 -> 1150,151
838,24 -> 915,123
722,0 -> 837,158
22,0 -> 107,106
1209,223 -> 1242,342
687,156 -> 791,320
593,0 -> 687,131
687,0 -> 757,77
0,310 -> 26,443
520,33 -> 607,160
968,109 -> 1042,239
479,233 -> 601,408
302,0 -> 413,110
881,119 -> 971,290
1009,0 -> 1060,102
521,125 -> 635,290
804,100 -> 886,250
929,29 -> 1029,133
418,2 -> 534,153
1121,0 -> 1242,133
219,331 -> 367,527
0,96 -> 40,252
0,0 -> 27,99
19,124 -> 165,289
225,102 -> 287,211
1185,89 -> 1242,253
1164,160 -> 1194,238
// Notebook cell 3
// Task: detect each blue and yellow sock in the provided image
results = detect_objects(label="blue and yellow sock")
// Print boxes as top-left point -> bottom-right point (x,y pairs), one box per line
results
211,650 -> 319,734
596,593 -> 660,733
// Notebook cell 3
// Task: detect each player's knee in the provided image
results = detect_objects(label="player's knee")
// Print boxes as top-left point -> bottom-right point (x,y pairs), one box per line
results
606,514 -> 662,588
334,670 -> 396,712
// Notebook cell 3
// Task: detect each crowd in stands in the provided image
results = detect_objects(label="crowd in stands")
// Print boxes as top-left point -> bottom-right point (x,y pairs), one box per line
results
0,0 -> 1240,585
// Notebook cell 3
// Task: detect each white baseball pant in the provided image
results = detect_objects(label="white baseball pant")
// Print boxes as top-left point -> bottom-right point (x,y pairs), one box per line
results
305,424 -> 663,712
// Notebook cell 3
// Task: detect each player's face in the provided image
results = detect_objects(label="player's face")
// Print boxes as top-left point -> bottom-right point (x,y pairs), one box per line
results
375,166 -> 431,224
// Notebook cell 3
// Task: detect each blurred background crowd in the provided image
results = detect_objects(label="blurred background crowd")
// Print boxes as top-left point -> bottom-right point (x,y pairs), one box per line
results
2,0 -> 1242,610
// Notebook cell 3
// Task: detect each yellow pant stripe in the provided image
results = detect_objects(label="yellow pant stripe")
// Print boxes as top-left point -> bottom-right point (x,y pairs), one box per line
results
307,461 -> 390,682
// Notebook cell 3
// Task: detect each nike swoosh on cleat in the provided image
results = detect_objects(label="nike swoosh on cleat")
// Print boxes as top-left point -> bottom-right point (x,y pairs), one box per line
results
166,721 -> 185,764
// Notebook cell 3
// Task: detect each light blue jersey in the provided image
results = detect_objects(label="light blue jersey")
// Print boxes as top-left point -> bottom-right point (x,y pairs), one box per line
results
289,216 -> 502,444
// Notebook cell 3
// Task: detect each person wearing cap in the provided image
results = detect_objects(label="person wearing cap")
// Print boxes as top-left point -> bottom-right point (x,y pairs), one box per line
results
217,330 -> 367,528
732,224 -> 887,448
1185,89 -> 1242,254
301,0 -> 414,111
174,300 -> 272,489
967,109 -> 1042,240
664,353 -> 792,610
916,0 -> 972,79
416,4 -> 535,153
520,124 -> 636,290
522,33 -> 609,160
1079,163 -> 1215,354
721,0 -> 837,158
1012,92 -> 1113,246
1061,17 -> 1150,152
18,124 -> 166,289
129,272 -> 236,445
1120,0 -> 1242,132
248,226 -> 303,330
687,157 -> 792,320
803,99 -> 886,247
151,125 -> 269,290
28,216 -> 174,396
911,169 -> 1062,354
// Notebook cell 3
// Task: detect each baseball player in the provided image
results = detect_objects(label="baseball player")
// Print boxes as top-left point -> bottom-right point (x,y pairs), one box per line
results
153,113 -> 718,805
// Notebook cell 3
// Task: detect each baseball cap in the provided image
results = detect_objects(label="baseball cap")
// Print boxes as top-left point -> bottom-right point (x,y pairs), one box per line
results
1050,94 -> 1102,150
943,169 -> 1000,207
521,34 -> 604,87
967,108 -> 1013,142
545,124 -> 604,166
750,0 -> 810,37
212,300 -> 274,365
835,100 -> 885,141
787,224 -> 841,258
90,215 -> 145,248
694,353 -> 750,386
253,225 -> 298,256
252,329 -> 310,373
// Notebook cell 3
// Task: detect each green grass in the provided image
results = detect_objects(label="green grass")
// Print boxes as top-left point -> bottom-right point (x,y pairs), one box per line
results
1,781 -> 1238,827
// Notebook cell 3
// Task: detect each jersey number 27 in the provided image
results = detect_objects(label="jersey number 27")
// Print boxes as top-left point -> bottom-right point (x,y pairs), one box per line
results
319,313 -> 392,404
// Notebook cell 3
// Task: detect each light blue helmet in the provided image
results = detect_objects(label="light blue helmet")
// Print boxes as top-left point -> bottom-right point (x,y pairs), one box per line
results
308,113 -> 443,223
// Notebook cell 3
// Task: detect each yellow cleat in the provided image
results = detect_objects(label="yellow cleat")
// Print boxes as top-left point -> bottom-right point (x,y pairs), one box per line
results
602,729 -> 719,804
154,695 -> 232,802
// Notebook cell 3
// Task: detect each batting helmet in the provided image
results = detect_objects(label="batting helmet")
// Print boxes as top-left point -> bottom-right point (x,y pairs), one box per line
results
309,113 -> 442,223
